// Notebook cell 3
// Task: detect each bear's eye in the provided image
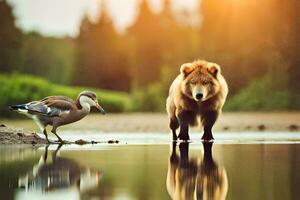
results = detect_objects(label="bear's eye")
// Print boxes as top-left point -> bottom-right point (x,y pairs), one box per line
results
203,80 -> 209,85
190,80 -> 197,85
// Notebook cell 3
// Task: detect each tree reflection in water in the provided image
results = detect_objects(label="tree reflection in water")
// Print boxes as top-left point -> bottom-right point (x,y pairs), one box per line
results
167,142 -> 228,200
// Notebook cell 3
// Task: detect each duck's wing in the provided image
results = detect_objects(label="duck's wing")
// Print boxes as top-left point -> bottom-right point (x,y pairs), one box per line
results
17,99 -> 75,117
41,96 -> 75,104
10,95 -> 77,117
40,99 -> 77,117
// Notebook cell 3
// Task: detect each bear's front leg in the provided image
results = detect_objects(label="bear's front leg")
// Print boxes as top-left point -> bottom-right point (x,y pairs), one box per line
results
169,118 -> 179,141
201,110 -> 219,141
177,110 -> 192,141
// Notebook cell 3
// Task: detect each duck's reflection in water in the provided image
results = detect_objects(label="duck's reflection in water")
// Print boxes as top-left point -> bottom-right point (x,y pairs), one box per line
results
167,142 -> 228,200
17,144 -> 101,200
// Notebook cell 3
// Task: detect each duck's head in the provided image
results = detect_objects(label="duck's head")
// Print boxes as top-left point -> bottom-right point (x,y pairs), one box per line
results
78,91 -> 106,114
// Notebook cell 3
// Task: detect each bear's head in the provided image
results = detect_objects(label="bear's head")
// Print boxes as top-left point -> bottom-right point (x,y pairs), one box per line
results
180,60 -> 221,102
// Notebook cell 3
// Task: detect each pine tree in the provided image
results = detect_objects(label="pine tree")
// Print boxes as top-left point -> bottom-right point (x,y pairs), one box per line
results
127,0 -> 163,87
199,0 -> 284,94
281,0 -> 300,108
75,0 -> 130,91
0,0 -> 22,72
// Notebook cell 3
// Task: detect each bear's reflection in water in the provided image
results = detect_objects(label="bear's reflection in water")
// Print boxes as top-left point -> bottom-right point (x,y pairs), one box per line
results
17,145 -> 101,199
167,142 -> 228,200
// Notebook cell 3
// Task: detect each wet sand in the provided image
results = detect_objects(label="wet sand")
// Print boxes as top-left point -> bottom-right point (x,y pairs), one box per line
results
1,112 -> 300,144
2,112 -> 300,133
52,112 -> 300,132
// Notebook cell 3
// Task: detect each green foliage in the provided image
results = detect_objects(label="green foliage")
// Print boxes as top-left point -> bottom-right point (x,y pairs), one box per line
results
131,65 -> 175,112
224,76 -> 291,111
21,32 -> 76,85
132,83 -> 166,112
0,74 -> 131,117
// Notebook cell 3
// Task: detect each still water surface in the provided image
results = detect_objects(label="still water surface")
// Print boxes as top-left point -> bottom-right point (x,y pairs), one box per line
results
0,132 -> 300,200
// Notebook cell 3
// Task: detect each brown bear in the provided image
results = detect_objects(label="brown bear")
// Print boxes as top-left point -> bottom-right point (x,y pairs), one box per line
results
166,60 -> 228,141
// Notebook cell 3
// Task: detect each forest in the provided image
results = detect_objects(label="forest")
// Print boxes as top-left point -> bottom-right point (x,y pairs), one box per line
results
0,0 -> 299,115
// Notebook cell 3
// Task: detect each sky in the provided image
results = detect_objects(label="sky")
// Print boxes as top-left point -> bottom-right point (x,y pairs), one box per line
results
7,0 -> 199,37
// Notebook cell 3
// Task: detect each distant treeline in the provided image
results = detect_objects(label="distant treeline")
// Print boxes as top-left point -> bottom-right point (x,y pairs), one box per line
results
0,0 -> 300,111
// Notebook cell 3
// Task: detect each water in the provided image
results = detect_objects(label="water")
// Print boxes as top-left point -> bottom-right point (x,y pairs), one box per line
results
0,132 -> 300,200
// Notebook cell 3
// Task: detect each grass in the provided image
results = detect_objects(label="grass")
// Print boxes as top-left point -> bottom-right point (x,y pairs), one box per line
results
0,74 -> 131,117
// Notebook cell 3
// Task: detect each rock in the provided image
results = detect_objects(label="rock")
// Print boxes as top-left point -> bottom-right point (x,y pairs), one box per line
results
258,124 -> 266,131
17,132 -> 24,137
108,140 -> 119,144
288,124 -> 298,131
75,139 -> 88,145
223,126 -> 230,131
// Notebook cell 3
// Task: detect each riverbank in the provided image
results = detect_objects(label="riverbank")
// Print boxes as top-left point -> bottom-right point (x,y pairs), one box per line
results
1,112 -> 299,144
0,124 -> 47,144
3,112 -> 298,132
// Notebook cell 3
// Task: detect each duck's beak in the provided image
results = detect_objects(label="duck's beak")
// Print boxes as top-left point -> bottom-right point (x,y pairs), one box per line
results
96,103 -> 106,114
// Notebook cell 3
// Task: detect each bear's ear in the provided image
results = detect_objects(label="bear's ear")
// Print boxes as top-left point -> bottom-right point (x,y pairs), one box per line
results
208,64 -> 220,77
180,63 -> 194,77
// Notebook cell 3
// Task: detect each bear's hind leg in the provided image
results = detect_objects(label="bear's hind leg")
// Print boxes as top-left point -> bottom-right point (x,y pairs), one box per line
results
201,111 -> 219,141
170,118 -> 179,141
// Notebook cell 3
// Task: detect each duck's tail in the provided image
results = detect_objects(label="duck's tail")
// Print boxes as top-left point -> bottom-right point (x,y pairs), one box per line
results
9,104 -> 28,112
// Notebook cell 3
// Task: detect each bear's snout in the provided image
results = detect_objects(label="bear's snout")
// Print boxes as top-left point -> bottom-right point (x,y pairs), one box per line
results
195,93 -> 203,100
192,87 -> 205,101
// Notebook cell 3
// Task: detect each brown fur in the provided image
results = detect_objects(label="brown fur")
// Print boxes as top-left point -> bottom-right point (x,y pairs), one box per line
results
166,142 -> 228,200
166,60 -> 228,141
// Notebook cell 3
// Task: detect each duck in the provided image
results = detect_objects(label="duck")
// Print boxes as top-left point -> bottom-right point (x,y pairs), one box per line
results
9,91 -> 106,143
